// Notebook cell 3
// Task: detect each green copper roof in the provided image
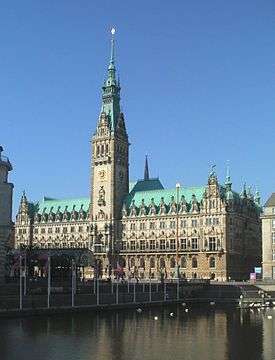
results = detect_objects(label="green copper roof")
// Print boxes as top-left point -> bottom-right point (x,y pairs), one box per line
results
129,178 -> 164,193
36,197 -> 90,215
125,186 -> 206,207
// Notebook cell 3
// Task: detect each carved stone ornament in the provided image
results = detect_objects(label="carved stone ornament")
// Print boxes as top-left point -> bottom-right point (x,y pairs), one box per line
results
98,186 -> 106,206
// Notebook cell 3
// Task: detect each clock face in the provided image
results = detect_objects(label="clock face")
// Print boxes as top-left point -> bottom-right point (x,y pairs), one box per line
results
99,170 -> 106,180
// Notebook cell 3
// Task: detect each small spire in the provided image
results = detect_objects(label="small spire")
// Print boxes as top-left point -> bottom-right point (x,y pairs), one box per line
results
108,27 -> 116,72
241,182 -> 247,198
225,161 -> 232,187
254,186 -> 261,205
144,155 -> 149,181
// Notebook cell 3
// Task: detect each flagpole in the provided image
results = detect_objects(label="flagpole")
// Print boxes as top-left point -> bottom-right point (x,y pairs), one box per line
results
47,253 -> 51,308
24,251 -> 27,296
19,255 -> 22,310
71,259 -> 75,307
149,274 -> 152,302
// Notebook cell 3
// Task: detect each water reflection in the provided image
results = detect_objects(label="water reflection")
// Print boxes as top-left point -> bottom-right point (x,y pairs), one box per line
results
0,307 -> 274,360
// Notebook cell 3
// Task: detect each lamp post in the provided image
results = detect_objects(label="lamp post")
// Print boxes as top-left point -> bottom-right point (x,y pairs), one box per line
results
176,182 -> 181,280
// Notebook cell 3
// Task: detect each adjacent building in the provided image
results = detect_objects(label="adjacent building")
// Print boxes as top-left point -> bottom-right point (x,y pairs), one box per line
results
262,193 -> 275,280
0,147 -> 13,282
14,31 -> 262,281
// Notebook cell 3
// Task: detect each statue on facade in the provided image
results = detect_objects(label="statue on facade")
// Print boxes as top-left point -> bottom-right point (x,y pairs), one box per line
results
98,186 -> 106,206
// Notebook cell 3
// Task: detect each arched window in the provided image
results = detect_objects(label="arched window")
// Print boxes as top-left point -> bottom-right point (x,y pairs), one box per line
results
181,256 -> 187,268
170,257 -> 176,268
97,145 -> 100,156
192,257 -> 198,268
209,257 -> 215,268
106,143 -> 109,153
139,258 -> 145,268
119,257 -> 126,267
130,258 -> 135,268
160,258 -> 165,269
150,257 -> 155,268
101,144 -> 104,155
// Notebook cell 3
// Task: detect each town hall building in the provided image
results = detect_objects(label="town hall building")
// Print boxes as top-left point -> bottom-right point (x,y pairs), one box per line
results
15,30 -> 262,281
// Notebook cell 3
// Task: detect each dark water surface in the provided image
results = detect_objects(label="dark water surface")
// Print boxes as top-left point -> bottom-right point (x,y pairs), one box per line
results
0,306 -> 275,360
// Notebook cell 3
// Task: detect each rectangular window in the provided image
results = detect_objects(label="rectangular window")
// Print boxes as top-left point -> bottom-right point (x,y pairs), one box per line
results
122,224 -> 126,230
180,238 -> 187,250
130,223 -> 136,231
160,221 -> 166,229
209,237 -> 216,251
180,220 -> 186,228
206,218 -> 211,226
70,226 -> 75,233
41,228 -> 45,234
191,219 -> 198,227
170,239 -> 176,250
55,227 -> 60,233
62,227 -> 67,234
170,221 -> 176,229
122,241 -> 127,250
160,239 -> 166,250
272,233 -> 275,244
149,222 -> 155,230
139,222 -> 146,230
48,228 -> 52,234
78,226 -> 83,232
23,229 -> 27,234
272,208 -> 275,214
191,238 -> 198,250
140,240 -> 145,250
34,228 -> 38,234
273,250 -> 275,261
150,240 -> 156,250
130,241 -> 136,251
272,220 -> 275,229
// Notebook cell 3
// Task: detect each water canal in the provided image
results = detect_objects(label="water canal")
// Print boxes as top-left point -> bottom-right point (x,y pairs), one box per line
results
0,305 -> 274,360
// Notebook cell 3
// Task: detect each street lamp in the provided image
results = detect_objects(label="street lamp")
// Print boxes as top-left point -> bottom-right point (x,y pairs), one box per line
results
176,182 -> 181,280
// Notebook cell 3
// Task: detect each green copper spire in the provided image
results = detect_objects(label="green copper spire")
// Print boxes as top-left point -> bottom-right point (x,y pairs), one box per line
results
254,186 -> 261,205
101,28 -> 121,131
225,162 -> 232,187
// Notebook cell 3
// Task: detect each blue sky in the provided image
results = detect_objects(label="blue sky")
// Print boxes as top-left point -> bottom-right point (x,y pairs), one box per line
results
1,1 -> 274,213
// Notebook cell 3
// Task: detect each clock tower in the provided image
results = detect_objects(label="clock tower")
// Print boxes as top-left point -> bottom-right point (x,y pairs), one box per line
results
90,29 -> 129,271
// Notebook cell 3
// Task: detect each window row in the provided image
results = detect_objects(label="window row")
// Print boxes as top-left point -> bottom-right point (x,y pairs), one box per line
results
125,256 -> 216,269
33,226 -> 89,235
121,237 -> 220,252
33,242 -> 89,249
126,217 -> 222,231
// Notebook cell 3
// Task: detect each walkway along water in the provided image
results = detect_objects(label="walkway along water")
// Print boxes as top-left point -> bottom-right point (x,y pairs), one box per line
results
1,280 -> 275,318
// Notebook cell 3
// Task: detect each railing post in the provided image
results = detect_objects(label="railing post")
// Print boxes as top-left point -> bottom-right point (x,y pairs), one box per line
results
116,281 -> 119,304
96,276 -> 99,306
24,252 -> 27,296
19,255 -> 22,310
47,254 -> 51,308
71,259 -> 75,307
